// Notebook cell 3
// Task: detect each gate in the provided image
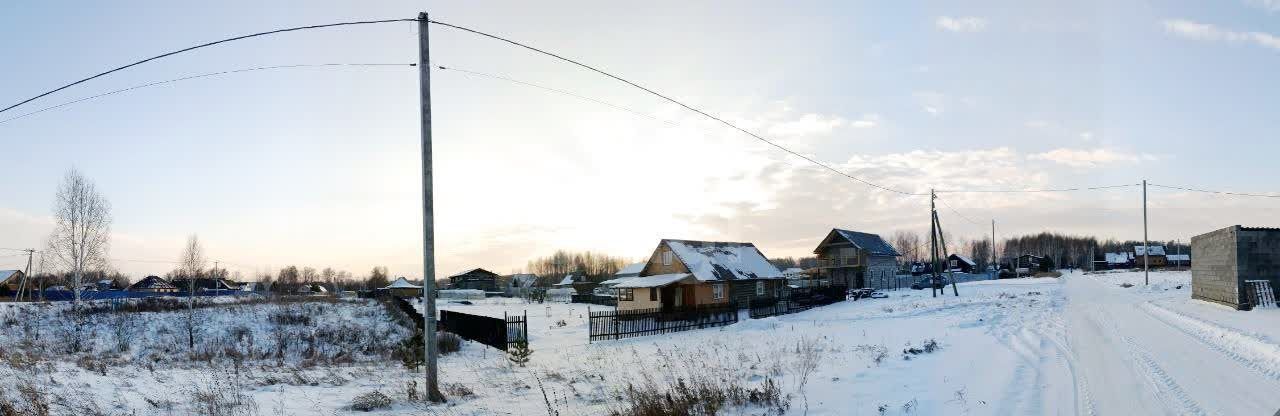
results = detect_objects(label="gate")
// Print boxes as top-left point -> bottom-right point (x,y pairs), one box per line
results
1245,280 -> 1276,309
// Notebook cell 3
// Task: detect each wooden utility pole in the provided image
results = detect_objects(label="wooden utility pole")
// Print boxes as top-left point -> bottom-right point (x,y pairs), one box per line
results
934,211 -> 960,296
417,11 -> 444,403
930,189 -> 939,298
1142,179 -> 1149,286
991,219 -> 996,278
14,249 -> 33,302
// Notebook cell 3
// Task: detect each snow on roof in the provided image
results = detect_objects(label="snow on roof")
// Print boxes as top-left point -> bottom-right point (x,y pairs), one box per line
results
832,229 -> 901,256
1166,254 -> 1190,261
1134,245 -> 1166,256
599,277 -> 635,286
613,273 -> 696,288
0,270 -> 20,284
949,254 -> 976,266
509,274 -> 538,288
664,240 -> 783,281
615,262 -> 645,277
1105,253 -> 1130,264
385,277 -> 422,289
782,267 -> 805,275
448,268 -> 497,279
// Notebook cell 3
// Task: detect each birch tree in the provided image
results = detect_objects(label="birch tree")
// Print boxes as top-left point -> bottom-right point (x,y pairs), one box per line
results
47,169 -> 112,307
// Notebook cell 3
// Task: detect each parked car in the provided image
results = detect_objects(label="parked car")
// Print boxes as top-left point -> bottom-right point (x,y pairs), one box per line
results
910,276 -> 949,290
868,291 -> 888,299
848,288 -> 875,300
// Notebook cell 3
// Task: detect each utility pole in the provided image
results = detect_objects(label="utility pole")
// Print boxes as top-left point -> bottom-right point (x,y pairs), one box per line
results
1142,179 -> 1149,286
991,219 -> 996,279
14,249 -> 33,302
930,189 -> 938,298
417,11 -> 443,403
934,210 -> 959,296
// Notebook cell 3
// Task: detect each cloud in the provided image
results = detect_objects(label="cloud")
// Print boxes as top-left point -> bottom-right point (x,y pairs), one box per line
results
913,91 -> 947,116
936,16 -> 988,33
1029,148 -> 1157,168
849,114 -> 881,129
1162,19 -> 1280,51
765,113 -> 847,137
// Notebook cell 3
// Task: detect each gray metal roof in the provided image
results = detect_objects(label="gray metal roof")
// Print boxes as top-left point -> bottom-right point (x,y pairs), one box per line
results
833,229 -> 901,256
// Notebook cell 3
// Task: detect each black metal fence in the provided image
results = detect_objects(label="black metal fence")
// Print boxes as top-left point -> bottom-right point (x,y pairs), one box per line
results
438,309 -> 528,351
588,303 -> 738,342
750,285 -> 848,319
571,293 -> 617,306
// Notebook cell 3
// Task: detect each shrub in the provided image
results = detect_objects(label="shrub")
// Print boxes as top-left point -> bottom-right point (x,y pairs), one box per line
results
269,309 -> 312,326
609,373 -> 789,416
350,391 -> 392,412
507,340 -> 532,367
438,331 -> 462,355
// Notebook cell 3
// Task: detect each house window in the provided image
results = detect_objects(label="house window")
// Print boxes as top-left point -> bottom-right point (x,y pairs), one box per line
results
618,288 -> 634,301
756,281 -> 765,296
662,251 -> 673,266
649,288 -> 658,301
712,284 -> 724,300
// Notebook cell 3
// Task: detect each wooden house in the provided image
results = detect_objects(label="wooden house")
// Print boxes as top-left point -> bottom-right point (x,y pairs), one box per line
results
614,239 -> 784,312
447,268 -> 499,291
1134,245 -> 1168,268
383,277 -> 422,298
947,254 -> 977,274
0,270 -> 25,296
812,229 -> 900,288
128,275 -> 179,293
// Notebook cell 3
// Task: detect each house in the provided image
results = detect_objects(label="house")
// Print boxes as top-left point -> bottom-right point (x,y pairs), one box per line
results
0,270 -> 25,295
169,277 -> 240,292
812,229 -> 900,288
947,254 -> 977,274
447,268 -> 499,291
782,267 -> 827,288
614,262 -> 645,278
1191,226 -> 1280,309
1105,252 -> 1134,269
613,239 -> 784,312
128,275 -> 179,293
238,281 -> 268,292
1134,245 -> 1168,268
294,282 -> 329,295
1166,254 -> 1191,267
383,277 -> 422,298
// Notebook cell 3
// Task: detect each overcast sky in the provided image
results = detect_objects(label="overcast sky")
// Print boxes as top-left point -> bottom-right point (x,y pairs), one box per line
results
2,1 -> 1278,279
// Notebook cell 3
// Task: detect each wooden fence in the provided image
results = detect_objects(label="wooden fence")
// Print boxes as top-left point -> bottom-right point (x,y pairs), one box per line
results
588,303 -> 738,342
439,309 -> 528,351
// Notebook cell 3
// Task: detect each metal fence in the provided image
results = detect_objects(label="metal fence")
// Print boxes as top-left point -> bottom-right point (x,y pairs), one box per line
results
750,285 -> 848,319
588,303 -> 738,342
439,309 -> 528,351
570,293 -> 617,306
1245,280 -> 1277,309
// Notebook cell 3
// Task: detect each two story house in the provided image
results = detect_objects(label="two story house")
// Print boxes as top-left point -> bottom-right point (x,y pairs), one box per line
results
812,229 -> 900,289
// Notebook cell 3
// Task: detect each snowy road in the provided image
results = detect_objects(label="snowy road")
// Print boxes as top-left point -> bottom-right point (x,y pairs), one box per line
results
1065,275 -> 1280,415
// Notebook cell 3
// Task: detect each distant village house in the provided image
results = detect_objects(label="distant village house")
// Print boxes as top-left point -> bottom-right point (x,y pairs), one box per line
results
812,229 -> 900,288
447,268 -> 499,291
614,239 -> 784,312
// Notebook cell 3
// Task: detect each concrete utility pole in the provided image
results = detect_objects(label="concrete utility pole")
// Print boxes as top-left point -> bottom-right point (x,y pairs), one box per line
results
417,11 -> 443,403
14,249 -> 33,302
1143,179 -> 1149,286
991,219 -> 997,278
930,189 -> 938,298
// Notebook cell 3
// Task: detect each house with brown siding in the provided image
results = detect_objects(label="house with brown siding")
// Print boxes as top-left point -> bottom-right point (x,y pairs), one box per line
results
614,239 -> 785,311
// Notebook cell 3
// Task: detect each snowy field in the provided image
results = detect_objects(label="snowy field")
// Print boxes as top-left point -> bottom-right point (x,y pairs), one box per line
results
2,272 -> 1279,415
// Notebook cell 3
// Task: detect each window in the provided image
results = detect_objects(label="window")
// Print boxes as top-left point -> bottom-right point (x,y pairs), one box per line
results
662,251 -> 673,266
756,281 -> 765,296
649,288 -> 658,301
618,288 -> 634,301
712,284 -> 724,300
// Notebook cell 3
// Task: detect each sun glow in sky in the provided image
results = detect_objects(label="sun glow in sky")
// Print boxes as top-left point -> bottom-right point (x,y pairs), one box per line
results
2,1 -> 1278,280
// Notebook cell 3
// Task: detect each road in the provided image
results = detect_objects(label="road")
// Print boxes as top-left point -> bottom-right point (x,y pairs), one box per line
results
1064,276 -> 1280,415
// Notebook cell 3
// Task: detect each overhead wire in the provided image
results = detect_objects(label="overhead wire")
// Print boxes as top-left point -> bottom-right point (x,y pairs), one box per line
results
1148,183 -> 1280,198
0,63 -> 417,126
0,18 -> 417,114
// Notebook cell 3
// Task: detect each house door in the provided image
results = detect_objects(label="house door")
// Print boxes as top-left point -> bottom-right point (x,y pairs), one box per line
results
661,286 -> 676,311
682,285 -> 696,307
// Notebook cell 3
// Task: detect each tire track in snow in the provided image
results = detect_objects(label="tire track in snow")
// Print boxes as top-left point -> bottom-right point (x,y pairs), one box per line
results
1115,329 -> 1209,416
1140,301 -> 1280,382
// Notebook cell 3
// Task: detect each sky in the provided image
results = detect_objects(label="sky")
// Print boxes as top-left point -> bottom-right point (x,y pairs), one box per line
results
1,1 -> 1278,280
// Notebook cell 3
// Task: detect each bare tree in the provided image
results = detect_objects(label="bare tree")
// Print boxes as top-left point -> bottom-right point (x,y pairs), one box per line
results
178,234 -> 205,349
47,169 -> 112,307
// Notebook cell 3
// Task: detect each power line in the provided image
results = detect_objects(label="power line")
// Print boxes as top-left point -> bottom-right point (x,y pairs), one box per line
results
0,18 -> 417,114
436,64 -> 678,127
0,63 -> 416,126
935,196 -> 983,226
1149,183 -> 1280,198
934,183 -> 1141,194
427,19 -> 926,196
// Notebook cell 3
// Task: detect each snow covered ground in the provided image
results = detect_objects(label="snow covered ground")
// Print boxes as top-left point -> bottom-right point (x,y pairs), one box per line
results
3,271 -> 1279,415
